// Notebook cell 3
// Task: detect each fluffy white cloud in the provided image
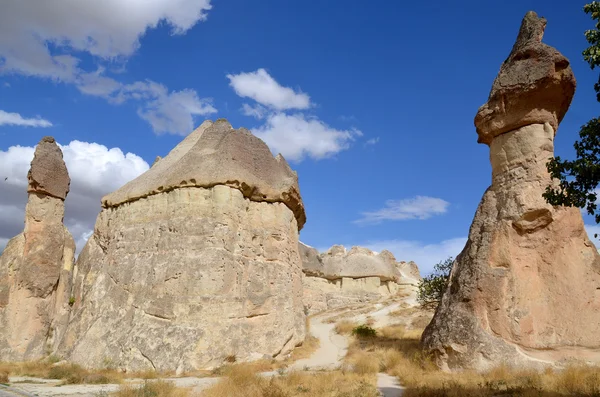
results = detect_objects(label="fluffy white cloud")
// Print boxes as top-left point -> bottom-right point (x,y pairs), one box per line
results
253,113 -> 362,162
0,0 -> 215,135
0,0 -> 212,77
355,196 -> 450,225
365,137 -> 379,146
357,237 -> 467,276
0,109 -> 52,128
227,69 -> 310,110
0,141 -> 149,253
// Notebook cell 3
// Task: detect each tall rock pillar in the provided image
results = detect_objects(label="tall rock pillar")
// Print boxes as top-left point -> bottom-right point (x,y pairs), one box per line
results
422,12 -> 600,371
0,136 -> 75,360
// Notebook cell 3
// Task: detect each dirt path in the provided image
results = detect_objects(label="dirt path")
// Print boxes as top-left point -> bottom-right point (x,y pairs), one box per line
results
377,373 -> 404,397
288,313 -> 348,371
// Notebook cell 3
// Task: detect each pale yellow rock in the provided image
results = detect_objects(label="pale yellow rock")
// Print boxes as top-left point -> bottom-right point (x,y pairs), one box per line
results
0,137 -> 75,361
61,121 -> 305,372
422,124 -> 600,370
299,243 -> 421,315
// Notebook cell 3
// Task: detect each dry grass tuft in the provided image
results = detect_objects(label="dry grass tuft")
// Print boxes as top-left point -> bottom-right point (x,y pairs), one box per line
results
286,336 -> 320,362
116,380 -> 189,397
334,320 -> 357,335
0,361 -> 52,378
0,371 -> 8,384
0,360 -> 123,384
201,368 -> 378,397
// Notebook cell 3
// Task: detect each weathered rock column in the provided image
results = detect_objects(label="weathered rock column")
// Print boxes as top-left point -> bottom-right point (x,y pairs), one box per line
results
60,120 -> 306,373
421,12 -> 600,371
0,137 -> 75,360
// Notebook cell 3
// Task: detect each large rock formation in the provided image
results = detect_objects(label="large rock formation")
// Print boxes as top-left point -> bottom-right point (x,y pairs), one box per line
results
301,243 -> 420,315
0,137 -> 75,360
422,12 -> 600,371
60,120 -> 306,372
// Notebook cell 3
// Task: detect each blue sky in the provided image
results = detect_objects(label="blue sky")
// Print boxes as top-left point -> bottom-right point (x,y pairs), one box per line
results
0,0 -> 598,274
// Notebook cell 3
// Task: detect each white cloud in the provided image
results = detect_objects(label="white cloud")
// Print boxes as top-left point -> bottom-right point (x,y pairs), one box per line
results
361,237 -> 467,276
0,0 -> 212,77
227,69 -> 310,110
365,137 -> 379,146
0,140 -> 149,254
355,196 -> 450,225
130,83 -> 217,135
253,113 -> 362,162
0,0 -> 215,135
0,110 -> 52,128
242,103 -> 268,120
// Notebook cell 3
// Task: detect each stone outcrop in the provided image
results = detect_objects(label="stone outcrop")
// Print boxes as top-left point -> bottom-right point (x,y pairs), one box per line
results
301,243 -> 420,315
60,120 -> 306,373
0,137 -> 75,361
422,12 -> 600,371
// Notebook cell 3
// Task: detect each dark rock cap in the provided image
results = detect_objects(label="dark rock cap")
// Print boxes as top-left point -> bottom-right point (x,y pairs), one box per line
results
27,136 -> 70,199
475,11 -> 576,145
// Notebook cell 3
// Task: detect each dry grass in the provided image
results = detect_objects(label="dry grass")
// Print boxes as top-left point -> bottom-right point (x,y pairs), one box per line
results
286,336 -> 320,362
0,370 -> 8,384
334,320 -> 358,335
200,365 -> 378,397
116,380 -> 189,397
342,321 -> 600,397
0,360 -> 123,384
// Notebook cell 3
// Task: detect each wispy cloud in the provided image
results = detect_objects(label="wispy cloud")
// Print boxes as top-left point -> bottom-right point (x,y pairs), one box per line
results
365,137 -> 379,146
355,196 -> 450,225
227,68 -> 310,110
0,110 -> 52,128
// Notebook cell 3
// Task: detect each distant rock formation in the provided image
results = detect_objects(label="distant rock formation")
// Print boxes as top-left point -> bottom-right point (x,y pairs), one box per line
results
0,137 -> 75,361
422,12 -> 600,371
300,243 -> 420,315
60,120 -> 306,373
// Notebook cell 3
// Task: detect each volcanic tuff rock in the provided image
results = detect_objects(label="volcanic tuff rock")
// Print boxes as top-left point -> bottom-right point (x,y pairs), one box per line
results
300,243 -> 420,315
61,120 -> 306,372
0,136 -> 75,361
422,12 -> 600,371
474,11 -> 576,145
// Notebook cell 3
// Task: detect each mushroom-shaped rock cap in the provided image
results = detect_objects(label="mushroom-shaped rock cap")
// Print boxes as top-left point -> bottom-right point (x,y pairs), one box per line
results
102,119 -> 306,229
320,245 -> 400,281
27,136 -> 70,199
475,11 -> 576,145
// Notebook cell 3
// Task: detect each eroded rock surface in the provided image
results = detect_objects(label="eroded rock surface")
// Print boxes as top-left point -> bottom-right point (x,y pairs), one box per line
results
61,120 -> 306,372
300,243 -> 420,315
422,12 -> 600,371
0,136 -> 75,361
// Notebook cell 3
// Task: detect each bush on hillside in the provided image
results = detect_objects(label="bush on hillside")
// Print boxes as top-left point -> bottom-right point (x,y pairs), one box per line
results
417,257 -> 454,309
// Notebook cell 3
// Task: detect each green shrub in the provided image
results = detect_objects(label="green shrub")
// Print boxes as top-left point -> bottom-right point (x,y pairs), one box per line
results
352,324 -> 377,338
417,257 -> 454,309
